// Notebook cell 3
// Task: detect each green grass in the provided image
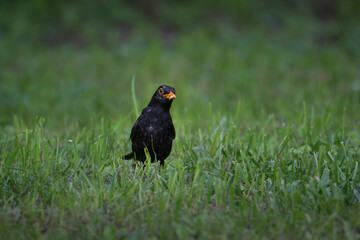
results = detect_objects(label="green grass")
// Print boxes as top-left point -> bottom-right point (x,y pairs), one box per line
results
1,13 -> 360,239
1,107 -> 360,239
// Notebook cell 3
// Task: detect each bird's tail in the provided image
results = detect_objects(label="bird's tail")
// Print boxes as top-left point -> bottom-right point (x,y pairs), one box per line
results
122,152 -> 134,160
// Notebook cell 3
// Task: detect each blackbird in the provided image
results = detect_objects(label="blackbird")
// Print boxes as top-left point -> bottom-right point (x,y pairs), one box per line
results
123,85 -> 176,165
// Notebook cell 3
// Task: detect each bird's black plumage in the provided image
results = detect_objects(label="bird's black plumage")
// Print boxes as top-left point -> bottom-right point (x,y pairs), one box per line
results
124,85 -> 176,165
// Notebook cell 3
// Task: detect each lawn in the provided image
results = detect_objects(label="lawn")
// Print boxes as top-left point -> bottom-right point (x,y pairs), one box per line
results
1,2 -> 360,239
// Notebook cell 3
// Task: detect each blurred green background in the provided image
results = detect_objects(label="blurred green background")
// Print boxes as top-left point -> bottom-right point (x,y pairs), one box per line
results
1,0 -> 360,128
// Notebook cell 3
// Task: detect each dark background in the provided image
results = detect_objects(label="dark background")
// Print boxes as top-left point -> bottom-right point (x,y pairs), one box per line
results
1,0 -> 359,127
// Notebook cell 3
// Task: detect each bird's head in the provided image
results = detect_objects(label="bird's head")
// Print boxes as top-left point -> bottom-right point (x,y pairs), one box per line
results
149,85 -> 176,108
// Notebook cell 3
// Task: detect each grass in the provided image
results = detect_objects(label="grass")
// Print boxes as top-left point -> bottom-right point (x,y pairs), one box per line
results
1,12 -> 360,239
1,107 -> 360,239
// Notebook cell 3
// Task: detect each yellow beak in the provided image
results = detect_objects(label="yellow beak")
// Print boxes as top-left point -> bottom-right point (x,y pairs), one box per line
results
164,92 -> 176,100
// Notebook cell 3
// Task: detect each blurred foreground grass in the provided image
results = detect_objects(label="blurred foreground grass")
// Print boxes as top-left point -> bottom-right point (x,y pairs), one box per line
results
1,2 -> 360,239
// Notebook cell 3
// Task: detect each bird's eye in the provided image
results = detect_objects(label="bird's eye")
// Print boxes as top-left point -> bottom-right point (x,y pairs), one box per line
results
159,88 -> 164,94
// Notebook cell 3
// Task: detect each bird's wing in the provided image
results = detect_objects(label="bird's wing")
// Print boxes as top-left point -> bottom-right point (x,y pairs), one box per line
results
169,119 -> 176,140
130,109 -> 149,141
130,117 -> 141,141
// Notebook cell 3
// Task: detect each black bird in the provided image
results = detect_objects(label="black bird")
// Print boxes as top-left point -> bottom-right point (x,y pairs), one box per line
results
123,85 -> 176,165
